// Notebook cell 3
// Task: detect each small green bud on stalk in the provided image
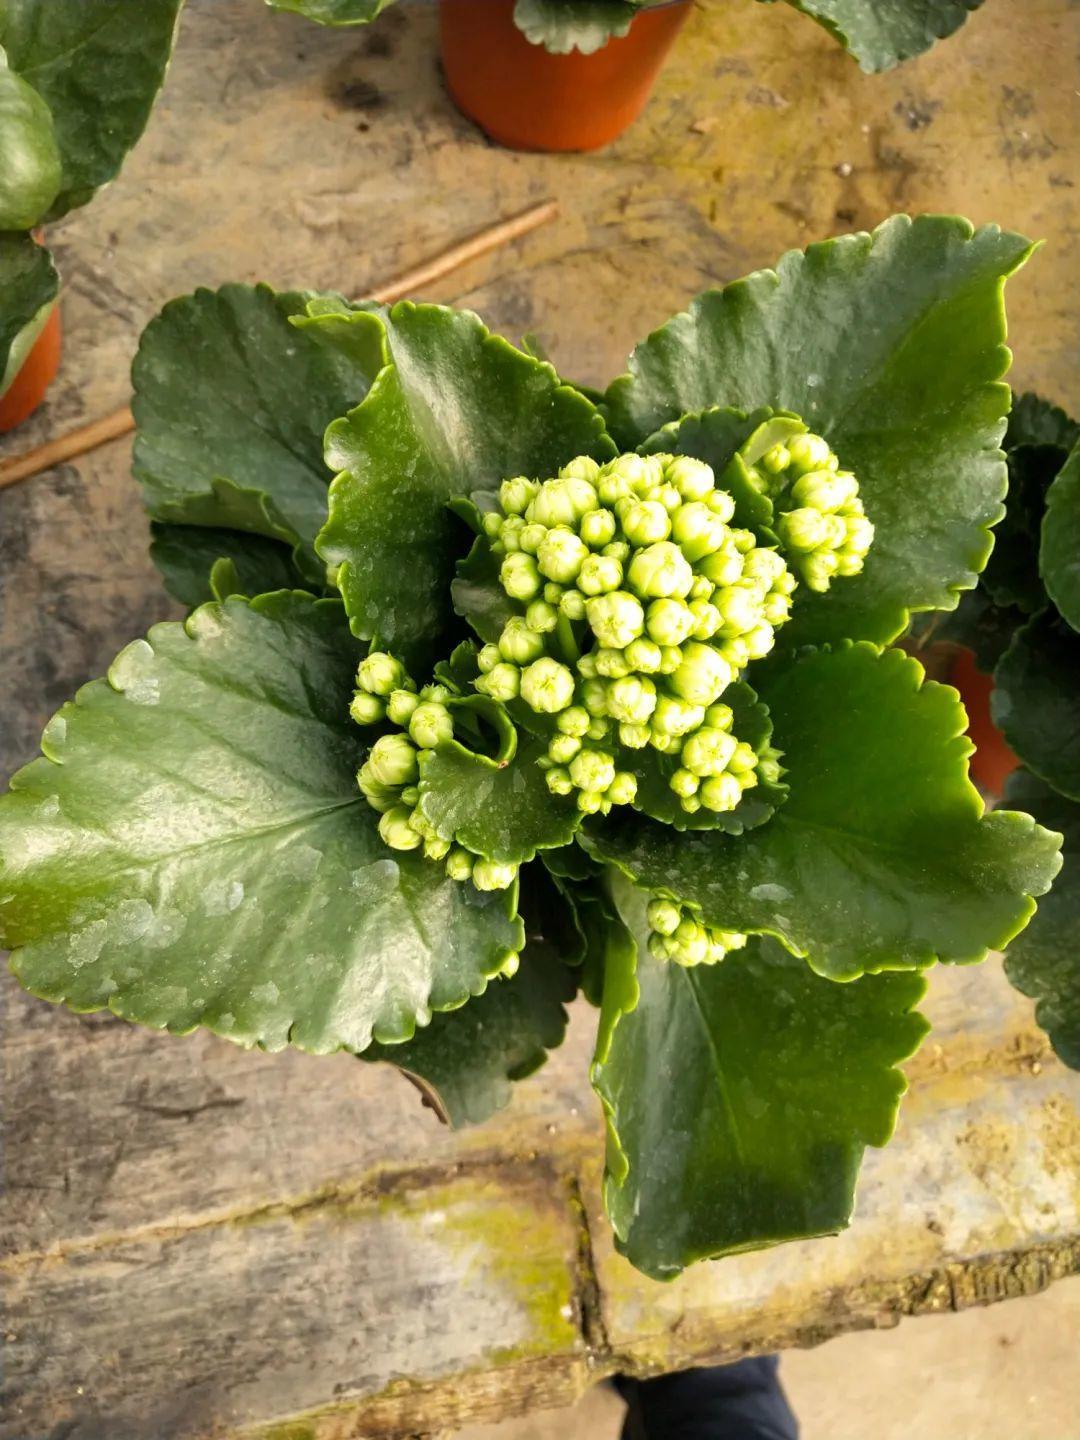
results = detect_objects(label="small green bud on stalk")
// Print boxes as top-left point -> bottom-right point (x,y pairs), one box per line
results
421,683 -> 453,704
483,511 -> 504,540
607,674 -> 658,724
569,748 -> 617,795
761,443 -> 790,475
646,597 -> 696,646
537,526 -> 589,584
619,722 -> 651,749
699,545 -> 743,588
743,623 -> 775,660
577,790 -> 604,814
689,575 -> 714,601
557,706 -> 591,737
606,772 -> 638,806
741,548 -> 789,587
358,768 -> 399,813
787,432 -> 833,474
762,593 -> 791,626
526,599 -> 559,633
658,646 -> 684,675
499,617 -> 546,665
681,726 -> 738,778
580,508 -> 618,549
379,805 -> 423,851
545,766 -> 574,796
500,551 -> 542,601
602,453 -> 655,491
578,553 -> 624,596
367,734 -> 420,788
595,647 -> 633,678
714,585 -> 762,636
802,550 -> 840,592
621,500 -> 671,547
445,847 -> 475,882
475,662 -> 520,702
560,455 -> 601,481
548,732 -> 582,765
705,490 -> 737,522
576,651 -> 598,678
520,522 -> 547,555
669,642 -> 734,707
357,651 -> 407,697
603,540 -> 631,563
791,469 -> 859,512
580,678 -> 609,716
587,591 -> 646,650
530,477 -> 596,528
424,835 -> 451,861
647,897 -> 681,936
350,691 -> 385,726
558,588 -> 586,621
689,599 -> 722,641
699,772 -> 743,812
704,702 -> 734,730
587,716 -> 611,741
666,455 -> 715,501
500,476 -> 538,515
624,637 -> 664,674
597,471 -> 636,506
499,516 -> 525,552
472,859 -> 519,891
647,484 -> 683,514
520,657 -> 576,713
478,644 -> 502,674
671,502 -> 729,562
671,768 -> 699,798
652,694 -> 706,738
386,689 -> 421,726
400,786 -> 420,807
409,701 -> 455,748
627,541 -> 694,599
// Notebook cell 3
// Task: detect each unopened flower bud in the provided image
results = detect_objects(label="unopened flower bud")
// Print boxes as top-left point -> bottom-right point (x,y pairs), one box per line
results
671,502 -> 729,562
570,748 -> 617,795
350,692 -> 385,725
619,722 -> 651,749
652,694 -> 706,737
648,898 -> 682,935
681,726 -> 738,778
606,772 -> 638,806
580,508 -> 617,549
424,834 -> 451,861
665,455 -> 715,501
499,516 -> 525,552
545,766 -> 574,796
367,733 -> 420,787
500,552 -> 541,602
595,647 -> 633,679
357,651 -> 407,697
526,599 -> 559,633
530,480 -> 582,529
520,522 -> 547,555
658,645 -> 684,675
627,541 -> 694,599
715,586 -> 761,635
358,768 -> 399,813
499,617 -> 546,665
386,689 -> 420,726
559,588 -> 587,621
500,476 -> 538,515
520,657 -> 575,713
379,805 -> 422,851
699,546 -> 743,587
478,643 -> 502,674
669,642 -> 733,706
445,846 -> 475,881
557,706 -> 591,737
587,591 -> 646,650
537,526 -> 589,584
646,597 -> 695,646
787,432 -> 833,474
409,700 -> 455,748
624,637 -> 664,673
608,674 -> 658,725
699,773 -> 743,812
688,599 -> 722,640
671,768 -> 699,798
472,859 -> 519,891
578,553 -> 624,596
548,732 -> 582,765
621,500 -> 671,547
559,455 -> 601,482
580,678 -> 609,716
483,511 -> 504,540
475,662 -> 521,702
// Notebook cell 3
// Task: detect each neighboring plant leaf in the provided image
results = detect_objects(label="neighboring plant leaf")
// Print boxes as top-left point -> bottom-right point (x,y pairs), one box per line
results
541,841 -> 604,883
1040,438 -> 1080,634
1002,771 -> 1080,1071
766,0 -> 984,73
1007,392 -> 1080,454
0,230 -> 58,399
513,0 -> 641,53
907,587 -> 1024,675
0,44 -> 61,229
605,215 -> 1034,647
978,444 -> 1061,615
627,680 -> 786,834
585,644 -> 1062,981
317,302 -> 614,664
993,609 -> 1080,802
452,533 -> 518,646
148,524 -> 312,609
132,284 -> 379,571
418,732 -> 581,865
0,0 -> 182,221
266,0 -> 393,22
0,594 -> 522,1053
592,872 -> 928,1280
363,867 -> 579,1126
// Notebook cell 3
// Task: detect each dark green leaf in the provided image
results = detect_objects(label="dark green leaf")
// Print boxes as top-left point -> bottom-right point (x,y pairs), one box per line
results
977,444 -> 1060,615
993,609 -> 1080,801
541,841 -> 603,883
1002,771 -> 1080,1071
1040,439 -> 1080,634
0,0 -> 182,220
627,679 -> 786,834
452,533 -> 518,646
266,0 -> 393,22
317,302 -> 614,664
513,0 -> 641,53
605,215 -> 1033,647
0,593 -> 522,1053
0,230 -> 58,400
149,524 -> 313,609
592,872 -> 928,1280
0,45 -> 60,229
1007,392 -> 1080,454
906,587 -> 1023,675
640,406 -> 789,530
585,644 -> 1062,980
419,732 -> 581,865
765,0 -> 984,72
132,284 -> 379,565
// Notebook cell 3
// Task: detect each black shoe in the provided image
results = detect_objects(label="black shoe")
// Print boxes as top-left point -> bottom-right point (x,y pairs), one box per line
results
615,1356 -> 799,1440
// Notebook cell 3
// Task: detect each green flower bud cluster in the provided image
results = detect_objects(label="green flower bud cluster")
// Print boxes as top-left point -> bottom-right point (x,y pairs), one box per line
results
479,452 -> 794,814
646,896 -> 747,967
350,652 -> 518,892
751,431 -> 874,593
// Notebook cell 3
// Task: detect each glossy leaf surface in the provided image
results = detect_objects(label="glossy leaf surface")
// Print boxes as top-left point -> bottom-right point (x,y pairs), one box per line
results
0,230 -> 57,399
1040,439 -> 1080,634
768,0 -> 984,72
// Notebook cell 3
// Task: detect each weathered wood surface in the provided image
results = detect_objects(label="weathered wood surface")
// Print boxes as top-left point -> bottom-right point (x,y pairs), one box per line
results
2,1 -> 1080,1436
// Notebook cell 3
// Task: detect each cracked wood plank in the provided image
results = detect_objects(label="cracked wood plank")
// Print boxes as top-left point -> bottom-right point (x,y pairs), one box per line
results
2,0 -> 1080,1436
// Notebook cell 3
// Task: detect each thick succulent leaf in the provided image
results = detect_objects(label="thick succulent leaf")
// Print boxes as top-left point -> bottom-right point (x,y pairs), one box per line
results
0,230 -> 58,399
148,524 -> 312,610
266,0 -> 393,22
640,406 -> 788,530
132,284 -> 379,571
418,732 -> 581,865
0,0 -> 182,221
513,0 -> 641,53
976,444 -> 1062,615
0,45 -> 60,229
585,644 -> 1062,981
317,302 -> 614,664
0,594 -> 522,1053
1007,392 -> 1080,454
452,533 -> 518,647
766,0 -> 984,72
907,587 -> 1023,675
627,680 -> 786,834
541,841 -> 604,883
993,610 -> 1080,802
592,873 -> 928,1280
1040,439 -> 1080,634
1002,771 -> 1080,1071
605,215 -> 1033,648
363,865 -> 579,1126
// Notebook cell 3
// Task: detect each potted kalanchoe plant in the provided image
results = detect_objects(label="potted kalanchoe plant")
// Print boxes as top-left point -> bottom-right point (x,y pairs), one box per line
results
0,0 -> 182,431
0,214 -> 1063,1278
270,0 -> 988,151
912,397 -> 1080,1075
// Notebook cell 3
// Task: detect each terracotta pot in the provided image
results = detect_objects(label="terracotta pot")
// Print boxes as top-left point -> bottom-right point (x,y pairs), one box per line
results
438,0 -> 692,152
949,646 -> 1020,799
0,301 -> 62,433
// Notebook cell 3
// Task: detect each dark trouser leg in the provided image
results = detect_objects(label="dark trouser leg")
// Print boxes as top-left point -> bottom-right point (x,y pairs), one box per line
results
616,1356 -> 799,1440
